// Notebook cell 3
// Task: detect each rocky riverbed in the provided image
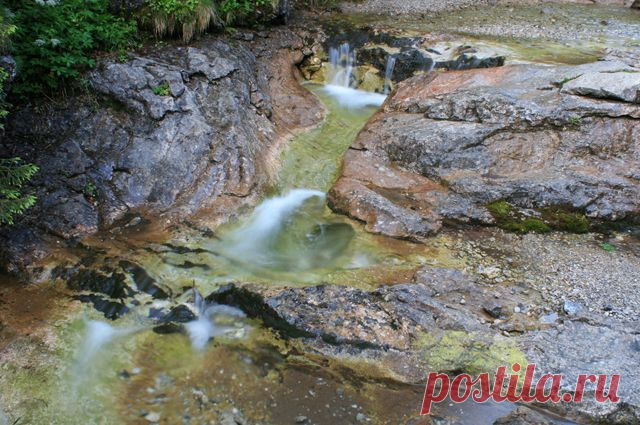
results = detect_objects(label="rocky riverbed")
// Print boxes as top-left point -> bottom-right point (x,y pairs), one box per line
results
1,2 -> 639,425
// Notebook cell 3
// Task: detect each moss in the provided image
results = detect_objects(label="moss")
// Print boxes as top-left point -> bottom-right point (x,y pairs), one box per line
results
503,218 -> 550,234
548,210 -> 589,233
487,200 -> 512,219
487,201 -> 550,234
415,331 -> 528,381
488,200 -> 592,234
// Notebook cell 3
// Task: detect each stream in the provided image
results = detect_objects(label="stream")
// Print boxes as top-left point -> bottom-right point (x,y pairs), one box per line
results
2,3 -> 639,423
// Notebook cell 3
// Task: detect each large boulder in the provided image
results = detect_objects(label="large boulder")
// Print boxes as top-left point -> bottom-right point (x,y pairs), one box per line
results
328,61 -> 640,241
0,29 -> 323,275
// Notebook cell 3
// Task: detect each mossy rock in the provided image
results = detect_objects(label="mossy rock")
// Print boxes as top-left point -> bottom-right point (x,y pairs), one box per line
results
415,331 -> 528,380
487,200 -> 590,234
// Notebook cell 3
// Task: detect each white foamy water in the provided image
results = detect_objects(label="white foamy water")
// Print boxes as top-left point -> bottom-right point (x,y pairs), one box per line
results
324,42 -> 388,108
323,84 -> 387,108
220,189 -> 325,265
185,291 -> 247,350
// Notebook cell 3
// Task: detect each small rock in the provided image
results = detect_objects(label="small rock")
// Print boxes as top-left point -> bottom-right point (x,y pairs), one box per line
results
295,416 -> 308,423
563,300 -> 584,316
483,301 -> 503,318
356,412 -> 367,422
144,412 -> 160,422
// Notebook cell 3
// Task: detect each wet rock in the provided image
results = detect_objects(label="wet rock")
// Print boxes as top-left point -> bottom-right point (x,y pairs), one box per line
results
152,323 -> 185,334
73,294 -> 129,320
207,284 -> 314,339
434,53 -> 505,72
162,305 -> 197,323
0,28 -> 323,276
119,260 -> 170,299
392,49 -> 435,81
493,406 -> 553,425
329,61 -> 640,239
67,268 -> 133,299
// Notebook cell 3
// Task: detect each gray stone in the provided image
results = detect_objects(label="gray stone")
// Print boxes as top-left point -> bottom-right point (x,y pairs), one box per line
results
329,61 -> 640,240
561,71 -> 640,103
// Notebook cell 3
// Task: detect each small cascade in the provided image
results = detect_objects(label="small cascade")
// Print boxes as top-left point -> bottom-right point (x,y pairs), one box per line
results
328,43 -> 356,88
184,288 -> 247,350
383,55 -> 397,94
324,43 -> 387,108
223,188 -> 325,255
217,189 -> 356,273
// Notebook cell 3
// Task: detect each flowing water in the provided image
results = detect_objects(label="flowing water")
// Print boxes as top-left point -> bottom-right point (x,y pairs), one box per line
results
1,15 -> 615,421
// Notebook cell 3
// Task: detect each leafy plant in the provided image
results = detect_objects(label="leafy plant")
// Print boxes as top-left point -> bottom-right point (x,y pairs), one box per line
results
152,81 -> 170,96
0,9 -> 38,225
219,0 -> 270,24
142,0 -> 220,42
84,181 -> 97,198
568,115 -> 582,126
7,0 -> 138,97
0,158 -> 38,225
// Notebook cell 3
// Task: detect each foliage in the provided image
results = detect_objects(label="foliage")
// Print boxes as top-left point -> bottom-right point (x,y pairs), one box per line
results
568,115 -> 582,126
0,8 -> 38,225
142,0 -> 220,42
219,0 -> 270,25
0,158 -> 39,225
600,242 -> 616,252
152,81 -> 170,96
7,0 -> 138,96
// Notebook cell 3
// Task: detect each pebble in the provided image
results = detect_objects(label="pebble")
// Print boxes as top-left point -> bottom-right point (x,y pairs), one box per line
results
144,412 -> 160,422
295,415 -> 308,423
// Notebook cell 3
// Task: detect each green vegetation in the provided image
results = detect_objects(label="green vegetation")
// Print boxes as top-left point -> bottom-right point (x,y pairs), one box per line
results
141,0 -> 220,42
219,0 -> 270,24
601,242 -> 616,252
415,331 -> 528,380
0,158 -> 38,225
568,115 -> 582,126
544,209 -> 589,233
557,75 -> 578,88
487,200 -> 550,234
6,0 -> 138,96
152,81 -> 171,96
0,8 -> 38,226
83,181 -> 98,198
487,200 -> 590,234
140,0 -> 272,42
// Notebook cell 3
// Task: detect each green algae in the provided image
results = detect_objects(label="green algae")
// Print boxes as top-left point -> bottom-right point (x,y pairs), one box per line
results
487,200 -> 591,235
415,331 -> 528,380
274,84 -> 377,193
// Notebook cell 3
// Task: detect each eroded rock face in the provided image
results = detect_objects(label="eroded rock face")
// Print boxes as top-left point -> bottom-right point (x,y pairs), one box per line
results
205,275 -> 640,424
329,61 -> 640,241
0,29 -> 323,275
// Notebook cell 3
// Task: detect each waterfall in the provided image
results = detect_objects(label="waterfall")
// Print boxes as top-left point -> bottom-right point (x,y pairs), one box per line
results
383,55 -> 396,94
219,189 -> 326,268
216,189 -> 356,273
324,42 -> 387,108
328,43 -> 356,88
